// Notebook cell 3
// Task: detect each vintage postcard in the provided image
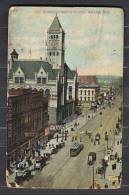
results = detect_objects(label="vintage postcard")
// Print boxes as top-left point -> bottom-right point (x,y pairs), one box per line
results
6,7 -> 123,189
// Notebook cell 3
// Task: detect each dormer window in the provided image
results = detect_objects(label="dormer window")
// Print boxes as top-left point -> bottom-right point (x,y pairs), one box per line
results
14,76 -> 24,84
37,77 -> 46,84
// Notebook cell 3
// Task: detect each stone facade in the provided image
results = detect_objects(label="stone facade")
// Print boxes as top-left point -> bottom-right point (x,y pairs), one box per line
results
8,15 -> 78,125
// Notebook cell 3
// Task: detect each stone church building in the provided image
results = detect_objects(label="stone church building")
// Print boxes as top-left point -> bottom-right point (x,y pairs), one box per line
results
8,15 -> 78,125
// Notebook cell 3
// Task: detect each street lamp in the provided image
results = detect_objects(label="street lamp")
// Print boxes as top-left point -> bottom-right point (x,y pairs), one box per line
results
92,164 -> 95,189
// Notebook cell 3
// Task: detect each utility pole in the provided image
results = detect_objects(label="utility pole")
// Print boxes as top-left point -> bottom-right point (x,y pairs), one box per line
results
92,164 -> 95,189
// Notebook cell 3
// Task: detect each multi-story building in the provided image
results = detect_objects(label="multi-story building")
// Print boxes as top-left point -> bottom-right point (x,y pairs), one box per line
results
8,15 -> 78,125
7,88 -> 49,163
79,83 -> 100,108
78,76 -> 100,108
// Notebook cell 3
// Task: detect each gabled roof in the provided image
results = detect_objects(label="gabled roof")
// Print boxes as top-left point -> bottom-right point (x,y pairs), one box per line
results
9,60 -> 58,80
48,15 -> 64,32
65,63 -> 76,79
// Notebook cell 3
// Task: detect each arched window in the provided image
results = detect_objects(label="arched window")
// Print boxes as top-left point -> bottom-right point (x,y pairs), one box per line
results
45,89 -> 50,96
39,89 -> 44,95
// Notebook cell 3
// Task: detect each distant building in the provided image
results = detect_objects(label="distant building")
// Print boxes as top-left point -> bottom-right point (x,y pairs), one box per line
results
79,83 -> 100,108
7,88 -> 49,163
8,15 -> 78,125
79,76 -> 98,85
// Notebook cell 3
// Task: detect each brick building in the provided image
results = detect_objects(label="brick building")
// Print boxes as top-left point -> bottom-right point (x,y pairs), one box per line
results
7,88 -> 49,163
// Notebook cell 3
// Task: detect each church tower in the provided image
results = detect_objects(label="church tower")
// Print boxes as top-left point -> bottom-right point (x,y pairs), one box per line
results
47,15 -> 65,69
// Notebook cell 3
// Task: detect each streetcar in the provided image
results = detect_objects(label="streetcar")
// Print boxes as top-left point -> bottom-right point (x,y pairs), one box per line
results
70,142 -> 84,157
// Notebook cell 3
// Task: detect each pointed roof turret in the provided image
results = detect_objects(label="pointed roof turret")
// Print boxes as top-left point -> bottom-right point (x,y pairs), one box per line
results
10,49 -> 18,56
48,15 -> 64,32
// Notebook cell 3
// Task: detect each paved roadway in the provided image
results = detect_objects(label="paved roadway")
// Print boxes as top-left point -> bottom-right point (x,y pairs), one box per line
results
23,95 -> 122,189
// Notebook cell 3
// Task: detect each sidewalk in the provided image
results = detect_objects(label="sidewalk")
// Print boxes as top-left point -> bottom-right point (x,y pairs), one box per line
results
97,132 -> 122,189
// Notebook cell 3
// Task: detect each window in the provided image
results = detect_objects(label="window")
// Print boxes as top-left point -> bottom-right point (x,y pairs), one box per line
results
42,78 -> 46,84
80,90 -> 82,95
69,95 -> 72,100
84,97 -> 86,101
54,35 -> 56,39
88,90 -> 90,95
37,78 -> 41,84
88,97 -> 90,101
45,89 -> 50,96
80,97 -> 82,101
15,77 -> 19,84
85,90 -> 86,95
56,35 -> 58,39
37,78 -> 46,84
57,52 -> 59,56
50,52 -> 51,56
92,90 -> 94,95
51,35 -> 53,39
53,52 -> 55,56
20,77 -> 24,84
14,77 -> 24,84
69,86 -> 72,92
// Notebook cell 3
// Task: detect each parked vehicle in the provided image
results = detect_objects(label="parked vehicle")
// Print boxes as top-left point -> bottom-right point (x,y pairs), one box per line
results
15,167 -> 31,183
70,142 -> 84,157
51,147 -> 58,154
56,142 -> 64,149
34,156 -> 46,170
87,152 -> 96,165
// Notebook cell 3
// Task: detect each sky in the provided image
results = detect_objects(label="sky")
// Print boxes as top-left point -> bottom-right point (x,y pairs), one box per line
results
8,7 -> 123,76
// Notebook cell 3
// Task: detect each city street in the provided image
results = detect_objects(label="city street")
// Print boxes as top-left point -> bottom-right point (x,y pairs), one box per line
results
22,95 -> 122,189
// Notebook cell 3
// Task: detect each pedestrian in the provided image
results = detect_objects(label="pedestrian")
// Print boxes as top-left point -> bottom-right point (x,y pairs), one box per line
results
117,157 -> 120,163
117,140 -> 119,145
49,144 -> 51,149
105,183 -> 108,188
118,175 -> 121,184
115,152 -> 117,160
91,137 -> 93,143
56,134 -> 59,142
94,140 -> 96,145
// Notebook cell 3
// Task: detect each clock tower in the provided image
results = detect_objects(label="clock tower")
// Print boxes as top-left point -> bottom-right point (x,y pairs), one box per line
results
46,15 -> 65,69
